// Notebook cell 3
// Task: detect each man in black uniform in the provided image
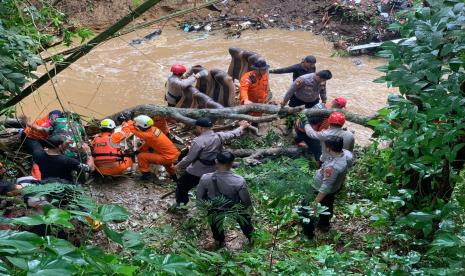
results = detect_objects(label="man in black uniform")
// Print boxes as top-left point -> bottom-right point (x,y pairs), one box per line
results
269,55 -> 317,81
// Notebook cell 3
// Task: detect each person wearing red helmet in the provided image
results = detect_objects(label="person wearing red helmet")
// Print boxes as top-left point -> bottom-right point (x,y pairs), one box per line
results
329,97 -> 347,109
166,64 -> 201,107
319,97 -> 348,130
298,111 -> 355,164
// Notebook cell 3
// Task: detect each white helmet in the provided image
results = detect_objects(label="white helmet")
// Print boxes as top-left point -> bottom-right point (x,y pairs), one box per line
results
100,119 -> 116,130
134,115 -> 154,129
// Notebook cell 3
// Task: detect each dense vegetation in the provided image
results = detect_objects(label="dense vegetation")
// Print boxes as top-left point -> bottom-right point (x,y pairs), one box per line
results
0,0 -> 92,114
1,0 -> 465,275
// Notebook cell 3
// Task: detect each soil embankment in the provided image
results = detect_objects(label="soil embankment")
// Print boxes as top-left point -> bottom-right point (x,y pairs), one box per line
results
56,0 -> 410,47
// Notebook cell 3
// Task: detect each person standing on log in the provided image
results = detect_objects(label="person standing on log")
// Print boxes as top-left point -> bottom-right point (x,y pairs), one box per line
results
269,55 -> 317,82
280,70 -> 332,108
197,151 -> 254,248
128,115 -> 180,182
240,61 -> 270,108
173,118 -> 250,208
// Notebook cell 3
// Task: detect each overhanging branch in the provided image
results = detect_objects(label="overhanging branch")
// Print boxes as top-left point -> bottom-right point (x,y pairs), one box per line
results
2,0 -> 164,110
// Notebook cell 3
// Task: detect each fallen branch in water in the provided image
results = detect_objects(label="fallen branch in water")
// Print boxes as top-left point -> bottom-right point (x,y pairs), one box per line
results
108,104 -> 375,127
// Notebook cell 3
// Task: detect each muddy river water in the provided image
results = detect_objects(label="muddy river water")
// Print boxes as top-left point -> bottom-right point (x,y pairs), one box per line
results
19,28 -> 395,145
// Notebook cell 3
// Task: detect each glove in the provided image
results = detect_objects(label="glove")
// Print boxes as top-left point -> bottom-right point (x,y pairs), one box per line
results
297,112 -> 308,125
197,69 -> 209,78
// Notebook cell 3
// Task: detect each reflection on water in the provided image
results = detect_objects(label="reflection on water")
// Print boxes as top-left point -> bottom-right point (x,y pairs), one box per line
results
20,28 -> 395,145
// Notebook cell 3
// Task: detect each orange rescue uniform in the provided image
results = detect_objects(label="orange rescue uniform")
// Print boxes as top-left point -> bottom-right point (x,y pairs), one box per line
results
92,124 -> 133,176
128,122 -> 180,176
240,71 -> 269,104
24,115 -> 51,140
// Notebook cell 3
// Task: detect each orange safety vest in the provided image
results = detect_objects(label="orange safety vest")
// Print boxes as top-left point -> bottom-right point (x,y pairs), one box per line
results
92,132 -> 123,163
24,115 -> 50,140
240,71 -> 268,104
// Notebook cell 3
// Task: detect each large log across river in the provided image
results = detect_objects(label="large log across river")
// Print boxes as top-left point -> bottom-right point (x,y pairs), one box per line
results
108,104 -> 374,127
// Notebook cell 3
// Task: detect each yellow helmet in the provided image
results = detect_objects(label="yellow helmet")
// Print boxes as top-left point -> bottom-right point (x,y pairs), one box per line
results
100,119 -> 116,130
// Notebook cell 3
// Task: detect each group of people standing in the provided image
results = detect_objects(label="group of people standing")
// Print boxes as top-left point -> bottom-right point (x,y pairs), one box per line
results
4,54 -> 356,247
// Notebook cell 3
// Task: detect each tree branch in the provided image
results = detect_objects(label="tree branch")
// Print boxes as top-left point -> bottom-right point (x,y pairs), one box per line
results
107,104 -> 375,127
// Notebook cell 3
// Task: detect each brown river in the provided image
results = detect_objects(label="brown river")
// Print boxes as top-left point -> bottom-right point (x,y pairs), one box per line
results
19,28 -> 395,145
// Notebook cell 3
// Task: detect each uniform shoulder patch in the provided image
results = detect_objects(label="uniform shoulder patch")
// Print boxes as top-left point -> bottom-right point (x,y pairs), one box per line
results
324,166 -> 333,178
154,128 -> 161,137
295,79 -> 303,86
248,74 -> 257,84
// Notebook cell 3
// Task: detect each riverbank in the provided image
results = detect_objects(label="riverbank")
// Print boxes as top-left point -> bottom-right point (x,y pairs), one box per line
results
55,0 -> 411,49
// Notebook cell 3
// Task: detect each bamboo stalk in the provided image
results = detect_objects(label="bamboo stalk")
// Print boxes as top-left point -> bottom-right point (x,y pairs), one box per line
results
2,0 -> 164,110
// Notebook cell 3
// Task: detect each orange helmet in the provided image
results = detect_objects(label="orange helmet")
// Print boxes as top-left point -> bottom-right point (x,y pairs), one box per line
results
328,112 -> 346,126
171,64 -> 187,75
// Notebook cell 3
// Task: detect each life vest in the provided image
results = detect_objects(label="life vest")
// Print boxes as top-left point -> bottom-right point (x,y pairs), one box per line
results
24,115 -> 51,140
92,133 -> 123,163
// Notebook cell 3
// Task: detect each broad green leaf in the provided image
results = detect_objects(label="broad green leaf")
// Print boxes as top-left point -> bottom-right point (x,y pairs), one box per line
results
5,256 -> 28,270
45,236 -> 76,256
431,232 -> 462,248
112,264 -> 137,276
0,231 -> 43,254
12,216 -> 45,226
98,204 -> 129,223
44,209 -> 74,229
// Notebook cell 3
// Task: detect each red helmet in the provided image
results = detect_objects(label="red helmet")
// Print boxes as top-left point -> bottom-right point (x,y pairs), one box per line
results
171,64 -> 187,75
328,112 -> 346,126
332,97 -> 347,108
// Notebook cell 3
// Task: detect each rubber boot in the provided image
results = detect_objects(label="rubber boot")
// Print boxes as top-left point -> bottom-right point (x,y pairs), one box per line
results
138,172 -> 153,181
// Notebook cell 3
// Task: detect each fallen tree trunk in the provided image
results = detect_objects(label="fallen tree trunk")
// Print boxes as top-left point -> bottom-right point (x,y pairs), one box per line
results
231,146 -> 306,165
108,104 -> 375,127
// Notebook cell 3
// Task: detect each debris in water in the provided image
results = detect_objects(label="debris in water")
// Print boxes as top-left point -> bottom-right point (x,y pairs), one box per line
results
129,29 -> 162,46
239,21 -> 252,29
351,58 -> 363,66
183,23 -> 192,32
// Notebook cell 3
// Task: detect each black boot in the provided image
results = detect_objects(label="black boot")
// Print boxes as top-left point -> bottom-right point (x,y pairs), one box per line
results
138,172 -> 153,181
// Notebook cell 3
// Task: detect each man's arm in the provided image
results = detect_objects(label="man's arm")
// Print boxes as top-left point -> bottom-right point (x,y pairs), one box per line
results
217,121 -> 250,141
281,78 -> 302,106
304,123 -> 326,140
319,82 -> 327,104
196,176 -> 209,200
239,74 -> 253,104
238,186 -> 252,208
176,141 -> 202,171
111,124 -> 133,144
269,64 -> 299,74
80,143 -> 95,171
20,116 -> 51,133
177,75 -> 198,89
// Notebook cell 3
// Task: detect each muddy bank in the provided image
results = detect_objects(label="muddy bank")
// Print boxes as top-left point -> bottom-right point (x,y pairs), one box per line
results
55,0 -> 411,48
181,0 -> 411,46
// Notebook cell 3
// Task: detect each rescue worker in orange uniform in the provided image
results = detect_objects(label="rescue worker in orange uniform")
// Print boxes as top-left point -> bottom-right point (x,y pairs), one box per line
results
92,119 -> 133,176
128,115 -> 180,181
20,110 -> 63,154
240,60 -> 270,110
